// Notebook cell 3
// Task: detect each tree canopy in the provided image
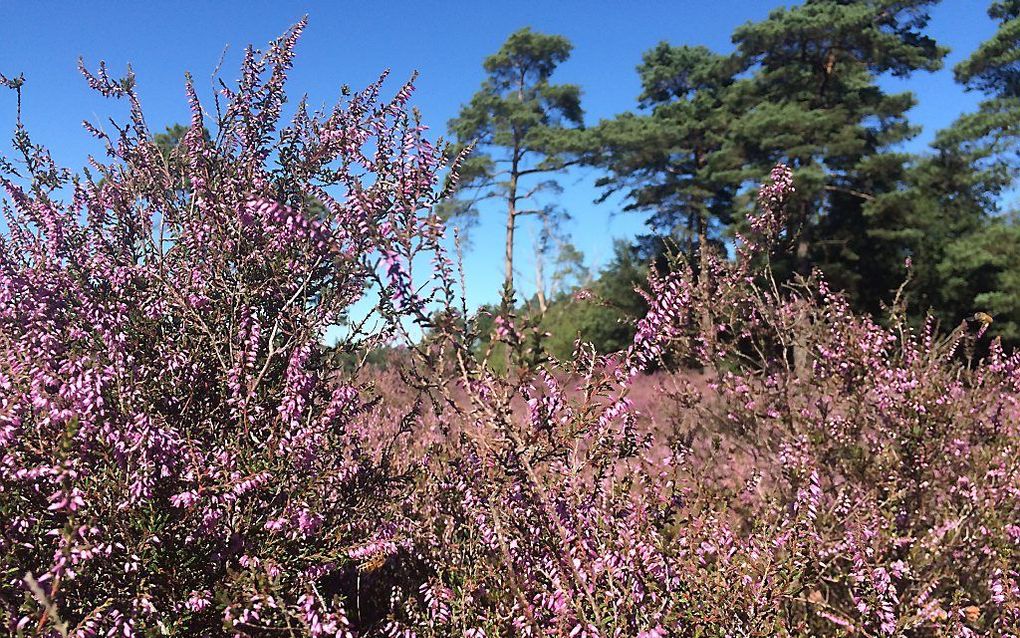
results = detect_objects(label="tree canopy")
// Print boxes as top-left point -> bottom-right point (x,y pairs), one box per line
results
444,28 -> 585,298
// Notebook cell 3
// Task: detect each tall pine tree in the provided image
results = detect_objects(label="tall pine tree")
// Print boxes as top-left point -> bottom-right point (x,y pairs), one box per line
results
730,0 -> 945,312
585,44 -> 745,355
938,0 -> 1020,197
913,0 -> 1020,341
444,28 -> 585,298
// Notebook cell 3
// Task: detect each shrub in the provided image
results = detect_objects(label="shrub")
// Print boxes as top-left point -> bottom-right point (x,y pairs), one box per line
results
1,20 -> 455,635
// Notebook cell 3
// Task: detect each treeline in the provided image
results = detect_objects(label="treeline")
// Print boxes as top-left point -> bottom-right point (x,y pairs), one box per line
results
443,0 -> 1020,357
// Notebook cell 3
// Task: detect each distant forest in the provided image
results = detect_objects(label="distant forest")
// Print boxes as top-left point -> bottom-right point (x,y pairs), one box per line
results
428,0 -> 1020,358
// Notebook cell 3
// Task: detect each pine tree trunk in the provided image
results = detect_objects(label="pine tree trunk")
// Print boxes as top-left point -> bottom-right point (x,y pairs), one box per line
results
505,146 -> 520,294
505,206 -> 516,292
697,220 -> 716,375
534,244 -> 548,313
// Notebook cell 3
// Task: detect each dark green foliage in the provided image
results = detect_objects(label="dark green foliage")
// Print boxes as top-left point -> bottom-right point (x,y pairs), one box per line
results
539,241 -> 648,360
865,149 -> 994,323
411,3 -> 1020,352
729,0 -> 946,313
465,242 -> 647,363
586,44 -> 742,257
903,0 -> 1020,342
937,0 -> 1020,191
939,216 -> 1020,342
955,0 -> 1020,96
444,2 -> 1020,351
154,123 -> 189,157
154,123 -> 212,158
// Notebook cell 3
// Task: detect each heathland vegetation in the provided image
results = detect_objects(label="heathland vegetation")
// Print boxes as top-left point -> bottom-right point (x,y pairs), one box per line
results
2,3 -> 1019,636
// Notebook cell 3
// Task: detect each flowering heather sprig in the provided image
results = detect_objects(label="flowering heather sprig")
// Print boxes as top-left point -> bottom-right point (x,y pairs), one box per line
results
750,163 -> 795,243
380,249 -> 420,312
733,163 -> 796,270
626,265 -> 693,375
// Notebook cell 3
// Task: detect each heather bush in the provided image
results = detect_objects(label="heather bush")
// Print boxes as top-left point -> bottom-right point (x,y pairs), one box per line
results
0,21 -> 458,635
2,23 -> 1018,638
375,167 -> 1020,637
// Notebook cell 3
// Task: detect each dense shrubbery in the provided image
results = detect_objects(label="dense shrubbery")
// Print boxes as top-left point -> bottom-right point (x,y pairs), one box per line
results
2,24 -> 1018,638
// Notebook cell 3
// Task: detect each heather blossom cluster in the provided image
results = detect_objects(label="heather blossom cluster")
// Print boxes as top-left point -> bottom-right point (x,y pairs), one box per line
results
750,163 -> 795,243
2,22 -> 1019,638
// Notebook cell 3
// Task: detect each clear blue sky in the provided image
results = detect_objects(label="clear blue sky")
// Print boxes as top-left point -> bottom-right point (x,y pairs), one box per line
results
0,1 -> 998,311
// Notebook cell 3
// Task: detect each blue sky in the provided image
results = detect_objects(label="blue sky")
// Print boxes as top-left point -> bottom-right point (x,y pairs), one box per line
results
0,1 -> 998,311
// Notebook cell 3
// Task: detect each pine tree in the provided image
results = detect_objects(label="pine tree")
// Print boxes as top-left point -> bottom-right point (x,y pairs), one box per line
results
909,0 -> 1020,341
866,148 -> 996,321
938,0 -> 1020,198
588,44 -> 742,259
730,0 -> 945,312
583,44 -> 747,367
444,28 -> 585,297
